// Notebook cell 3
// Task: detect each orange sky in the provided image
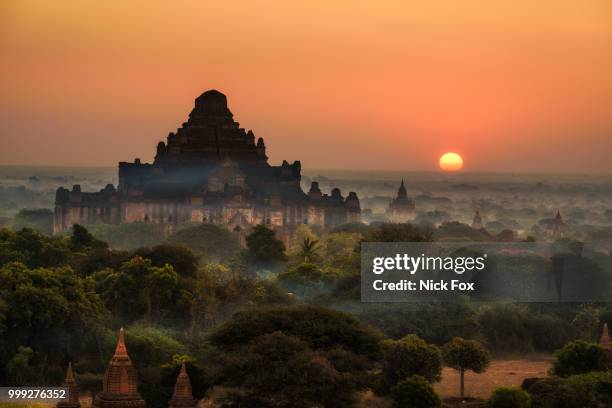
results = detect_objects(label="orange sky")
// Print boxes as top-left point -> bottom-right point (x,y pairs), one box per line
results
0,1 -> 611,172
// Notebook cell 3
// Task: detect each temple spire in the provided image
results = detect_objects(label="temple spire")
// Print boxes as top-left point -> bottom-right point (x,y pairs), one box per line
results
397,179 -> 407,198
66,362 -> 75,382
114,327 -> 128,357
57,362 -> 80,408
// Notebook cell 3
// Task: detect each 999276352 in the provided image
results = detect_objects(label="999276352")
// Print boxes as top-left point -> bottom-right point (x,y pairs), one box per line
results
0,387 -> 68,402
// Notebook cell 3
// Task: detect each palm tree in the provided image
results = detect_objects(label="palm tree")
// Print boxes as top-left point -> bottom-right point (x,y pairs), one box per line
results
298,237 -> 321,263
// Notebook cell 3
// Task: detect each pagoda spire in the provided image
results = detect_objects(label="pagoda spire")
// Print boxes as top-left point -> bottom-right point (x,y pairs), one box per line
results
66,362 -> 75,382
168,363 -> 197,408
472,208 -> 483,229
57,362 -> 80,408
397,179 -> 407,198
114,327 -> 128,357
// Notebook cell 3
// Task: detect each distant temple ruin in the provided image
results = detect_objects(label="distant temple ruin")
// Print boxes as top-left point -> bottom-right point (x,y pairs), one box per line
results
54,90 -> 360,237
386,180 -> 415,222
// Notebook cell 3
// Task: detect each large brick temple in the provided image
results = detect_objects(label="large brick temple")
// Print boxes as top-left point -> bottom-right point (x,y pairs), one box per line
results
54,90 -> 360,236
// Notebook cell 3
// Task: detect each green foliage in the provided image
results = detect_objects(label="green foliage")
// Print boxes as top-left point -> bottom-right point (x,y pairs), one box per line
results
330,222 -> 371,236
442,337 -> 490,397
70,224 -> 108,252
487,387 -> 531,408
551,340 -> 608,377
11,209 -> 53,235
528,371 -> 612,408
6,346 -> 35,385
209,305 -> 382,358
0,261 -> 108,384
321,232 -> 362,270
123,325 -> 188,367
352,303 -> 479,345
391,375 -> 441,408
384,334 -> 442,386
478,303 -> 575,353
277,262 -> 339,298
367,223 -> 433,242
75,372 -> 103,394
71,247 -> 130,277
89,256 -> 183,323
167,223 -> 240,262
297,236 -> 321,263
442,337 -> 490,373
0,227 -> 70,268
87,222 -> 167,250
190,264 -> 292,328
134,244 -> 198,277
245,225 -> 287,264
220,331 -> 356,408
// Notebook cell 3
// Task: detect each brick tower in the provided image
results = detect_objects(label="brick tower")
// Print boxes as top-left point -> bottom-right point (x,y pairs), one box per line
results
57,362 -> 80,408
168,363 -> 197,408
93,328 -> 146,408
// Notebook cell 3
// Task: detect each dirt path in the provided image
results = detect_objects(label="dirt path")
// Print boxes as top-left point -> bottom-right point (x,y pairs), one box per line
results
435,355 -> 553,399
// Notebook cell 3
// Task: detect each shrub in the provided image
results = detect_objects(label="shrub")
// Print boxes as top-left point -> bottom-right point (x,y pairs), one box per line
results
487,387 -> 531,408
384,334 -> 442,386
551,340 -> 608,377
391,375 -> 441,408
528,372 -> 612,408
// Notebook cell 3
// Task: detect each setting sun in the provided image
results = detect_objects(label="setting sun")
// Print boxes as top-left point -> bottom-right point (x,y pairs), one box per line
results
439,152 -> 464,172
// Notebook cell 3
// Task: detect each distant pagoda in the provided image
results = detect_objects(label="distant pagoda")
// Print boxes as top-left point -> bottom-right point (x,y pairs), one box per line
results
471,209 -> 483,229
387,180 -> 415,222
93,328 -> 146,408
57,362 -> 80,408
546,210 -> 569,237
168,363 -> 197,408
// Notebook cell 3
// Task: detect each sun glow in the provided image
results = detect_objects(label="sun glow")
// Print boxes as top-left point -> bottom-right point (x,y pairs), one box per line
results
439,152 -> 464,172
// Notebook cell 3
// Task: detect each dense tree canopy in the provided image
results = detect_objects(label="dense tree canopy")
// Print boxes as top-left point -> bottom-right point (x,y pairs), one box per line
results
383,334 -> 443,386
210,305 -> 382,358
245,225 -> 287,264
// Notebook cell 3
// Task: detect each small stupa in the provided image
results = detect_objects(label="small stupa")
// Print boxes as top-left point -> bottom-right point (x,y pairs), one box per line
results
57,362 -> 80,408
168,363 -> 197,408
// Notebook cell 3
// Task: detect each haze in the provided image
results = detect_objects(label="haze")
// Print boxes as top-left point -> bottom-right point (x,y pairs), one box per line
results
0,1 -> 611,172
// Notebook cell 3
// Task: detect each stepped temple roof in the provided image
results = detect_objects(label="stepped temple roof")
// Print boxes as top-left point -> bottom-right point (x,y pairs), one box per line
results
54,89 -> 361,234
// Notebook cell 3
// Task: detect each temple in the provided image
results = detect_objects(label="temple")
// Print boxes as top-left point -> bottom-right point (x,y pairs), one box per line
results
387,180 -> 415,222
92,328 -> 146,408
546,210 -> 570,237
54,90 -> 360,238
